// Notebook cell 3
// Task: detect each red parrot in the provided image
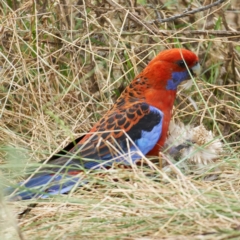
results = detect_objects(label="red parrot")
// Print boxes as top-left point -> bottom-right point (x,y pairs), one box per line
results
8,48 -> 200,200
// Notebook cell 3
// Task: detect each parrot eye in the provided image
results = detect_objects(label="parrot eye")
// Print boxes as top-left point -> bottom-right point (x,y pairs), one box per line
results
176,60 -> 186,68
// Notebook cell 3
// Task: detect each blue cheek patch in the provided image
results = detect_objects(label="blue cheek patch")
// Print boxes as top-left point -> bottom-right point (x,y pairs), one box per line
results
166,71 -> 190,90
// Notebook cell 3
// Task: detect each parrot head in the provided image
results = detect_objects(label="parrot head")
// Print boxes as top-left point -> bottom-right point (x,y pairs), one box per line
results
142,48 -> 201,90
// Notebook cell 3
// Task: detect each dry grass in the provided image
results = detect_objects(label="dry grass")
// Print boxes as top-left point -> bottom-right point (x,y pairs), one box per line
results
0,0 -> 240,239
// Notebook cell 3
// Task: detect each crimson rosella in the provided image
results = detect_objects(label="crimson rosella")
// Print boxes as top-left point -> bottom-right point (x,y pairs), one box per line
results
8,48 -> 200,200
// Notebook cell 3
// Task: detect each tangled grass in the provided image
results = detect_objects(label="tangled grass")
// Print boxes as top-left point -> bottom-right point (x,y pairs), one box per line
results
0,0 -> 240,239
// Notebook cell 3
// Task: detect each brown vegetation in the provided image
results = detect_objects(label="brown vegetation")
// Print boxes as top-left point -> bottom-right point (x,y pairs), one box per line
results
0,0 -> 239,239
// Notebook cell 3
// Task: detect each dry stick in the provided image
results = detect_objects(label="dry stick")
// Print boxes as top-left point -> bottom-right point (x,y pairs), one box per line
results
151,0 -> 227,24
1,30 -> 239,51
106,0 -> 228,34
2,29 -> 240,49
150,30 -> 240,38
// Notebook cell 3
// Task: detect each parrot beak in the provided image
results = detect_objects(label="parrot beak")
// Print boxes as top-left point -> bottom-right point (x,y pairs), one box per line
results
191,62 -> 201,76
181,62 -> 201,89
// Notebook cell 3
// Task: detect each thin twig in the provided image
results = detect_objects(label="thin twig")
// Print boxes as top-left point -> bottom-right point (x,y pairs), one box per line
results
105,0 -> 228,34
153,30 -> 240,38
150,0 -> 227,23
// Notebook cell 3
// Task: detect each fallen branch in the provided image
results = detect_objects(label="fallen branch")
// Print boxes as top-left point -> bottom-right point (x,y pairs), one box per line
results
150,0 -> 228,24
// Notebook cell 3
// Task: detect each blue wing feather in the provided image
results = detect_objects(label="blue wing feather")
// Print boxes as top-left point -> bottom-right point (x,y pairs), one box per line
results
135,106 -> 163,155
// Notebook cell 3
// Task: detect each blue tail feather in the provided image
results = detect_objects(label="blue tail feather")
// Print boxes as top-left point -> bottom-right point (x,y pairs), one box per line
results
7,174 -> 85,200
